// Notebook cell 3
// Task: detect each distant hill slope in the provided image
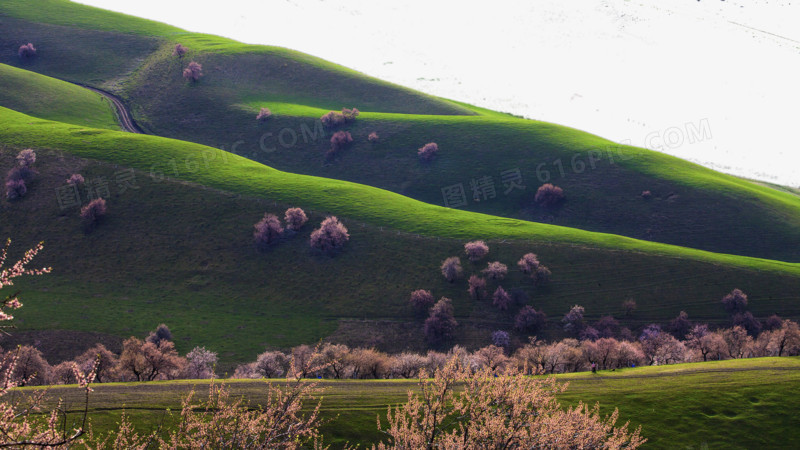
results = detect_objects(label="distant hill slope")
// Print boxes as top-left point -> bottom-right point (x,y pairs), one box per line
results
2,1 -> 799,262
2,107 -> 800,369
0,63 -> 119,130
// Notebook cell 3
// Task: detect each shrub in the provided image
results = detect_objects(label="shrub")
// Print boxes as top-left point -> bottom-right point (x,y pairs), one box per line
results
491,330 -> 510,349
482,261 -> 508,280
534,265 -> 552,285
182,61 -> 203,82
368,132 -> 379,142
467,275 -> 487,301
440,257 -> 463,282
464,240 -> 489,262
80,198 -> 107,231
417,142 -> 438,162
256,107 -> 272,121
410,289 -> 435,316
562,305 -> 585,334
253,213 -> 284,249
320,111 -> 345,128
721,288 -> 748,314
284,207 -> 308,231
492,286 -> 511,311
5,179 -> 26,200
517,252 -> 539,275
18,43 -> 36,59
342,107 -> 360,122
534,183 -> 565,208
67,173 -> 85,185
514,306 -> 547,334
309,216 -> 349,254
424,297 -> 458,345
16,149 -> 36,167
173,43 -> 188,58
329,130 -> 353,155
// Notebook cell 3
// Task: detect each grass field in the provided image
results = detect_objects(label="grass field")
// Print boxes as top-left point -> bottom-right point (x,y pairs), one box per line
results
24,357 -> 800,448
2,2 -> 800,262
0,63 -> 119,130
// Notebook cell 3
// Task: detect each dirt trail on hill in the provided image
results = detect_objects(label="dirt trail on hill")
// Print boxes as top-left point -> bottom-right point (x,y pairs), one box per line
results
80,84 -> 143,133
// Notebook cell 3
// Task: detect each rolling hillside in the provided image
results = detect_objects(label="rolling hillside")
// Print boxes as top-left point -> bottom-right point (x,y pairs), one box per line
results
2,107 -> 800,370
2,1 -> 800,262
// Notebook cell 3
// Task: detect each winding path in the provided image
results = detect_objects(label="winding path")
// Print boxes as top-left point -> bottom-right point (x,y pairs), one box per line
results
86,85 -> 143,134
72,82 -> 144,134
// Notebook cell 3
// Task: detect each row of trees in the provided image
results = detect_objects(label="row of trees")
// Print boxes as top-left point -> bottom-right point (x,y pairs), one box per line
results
229,318 -> 800,380
12,314 -> 797,387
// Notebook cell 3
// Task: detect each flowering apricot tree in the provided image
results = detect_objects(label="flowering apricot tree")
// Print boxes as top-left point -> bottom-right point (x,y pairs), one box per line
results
375,357 -> 645,449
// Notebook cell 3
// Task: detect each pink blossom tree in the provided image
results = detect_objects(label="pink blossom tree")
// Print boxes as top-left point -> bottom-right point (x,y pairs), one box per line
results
410,289 -> 435,317
467,275 -> 487,301
517,252 -> 539,275
328,130 -> 353,156
342,107 -> 360,122
80,198 -> 107,232
440,256 -> 463,282
67,173 -> 85,185
417,142 -> 439,162
309,216 -> 349,254
534,183 -> 565,208
172,43 -> 188,58
482,261 -> 508,280
182,61 -> 203,82
721,288 -> 748,314
284,207 -> 308,231
492,286 -> 511,311
183,346 -> 218,379
16,149 -> 36,167
320,111 -> 345,128
424,297 -> 458,345
253,213 -> 284,249
464,240 -> 489,262
18,43 -> 36,59
256,107 -> 272,121
376,357 -> 645,448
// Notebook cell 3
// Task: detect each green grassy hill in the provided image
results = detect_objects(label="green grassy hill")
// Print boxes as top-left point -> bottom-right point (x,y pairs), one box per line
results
27,357 -> 800,448
2,107 -> 800,370
0,63 -> 119,130
2,1 -> 800,262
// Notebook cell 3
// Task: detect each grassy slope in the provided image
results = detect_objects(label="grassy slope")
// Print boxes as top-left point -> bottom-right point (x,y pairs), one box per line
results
0,63 -> 119,130
2,2 -> 800,262
2,108 -> 800,371
27,357 -> 800,448
2,107 -> 799,275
